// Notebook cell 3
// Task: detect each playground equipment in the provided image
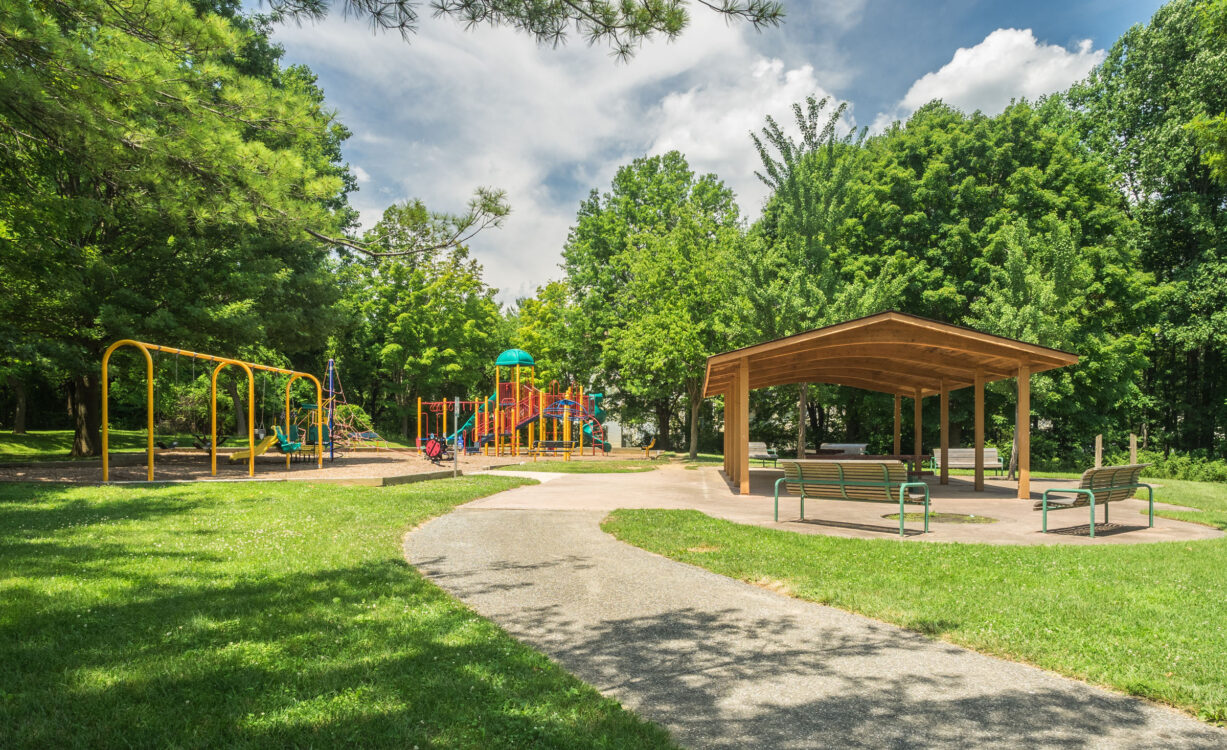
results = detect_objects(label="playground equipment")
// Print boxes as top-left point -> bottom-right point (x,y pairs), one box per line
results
416,349 -> 611,459
292,359 -> 387,459
101,340 -> 323,481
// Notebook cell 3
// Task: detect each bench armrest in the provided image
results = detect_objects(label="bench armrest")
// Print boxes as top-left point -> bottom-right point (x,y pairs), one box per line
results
899,482 -> 930,535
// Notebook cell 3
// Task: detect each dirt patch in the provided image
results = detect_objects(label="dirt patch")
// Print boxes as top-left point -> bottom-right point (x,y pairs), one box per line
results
686,545 -> 722,553
882,512 -> 998,524
750,576 -> 794,595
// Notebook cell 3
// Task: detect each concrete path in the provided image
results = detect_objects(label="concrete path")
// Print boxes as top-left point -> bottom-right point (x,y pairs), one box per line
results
407,468 -> 1226,748
477,465 -> 1219,546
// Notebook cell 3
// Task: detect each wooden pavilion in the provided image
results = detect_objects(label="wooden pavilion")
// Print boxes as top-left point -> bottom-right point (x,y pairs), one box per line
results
703,312 -> 1079,498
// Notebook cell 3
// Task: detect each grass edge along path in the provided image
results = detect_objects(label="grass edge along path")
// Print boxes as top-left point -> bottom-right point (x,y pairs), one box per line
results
0,477 -> 675,748
602,478 -> 1227,726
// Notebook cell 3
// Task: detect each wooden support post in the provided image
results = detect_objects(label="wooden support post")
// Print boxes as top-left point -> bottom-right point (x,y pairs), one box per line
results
940,382 -> 949,485
723,393 -> 731,477
1094,434 -> 1103,468
737,358 -> 750,495
1130,433 -> 1138,464
913,388 -> 923,467
974,369 -> 985,492
893,394 -> 901,456
1018,363 -> 1030,500
716,392 -> 726,476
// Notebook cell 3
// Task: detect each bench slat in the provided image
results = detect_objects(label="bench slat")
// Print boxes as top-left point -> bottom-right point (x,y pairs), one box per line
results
1034,464 -> 1148,510
781,460 -> 913,503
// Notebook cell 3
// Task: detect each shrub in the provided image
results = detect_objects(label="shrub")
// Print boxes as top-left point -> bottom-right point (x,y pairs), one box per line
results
1105,450 -> 1227,483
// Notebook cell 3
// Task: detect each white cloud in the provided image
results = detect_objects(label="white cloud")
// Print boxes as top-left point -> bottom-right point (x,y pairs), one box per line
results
875,28 -> 1104,130
350,165 -> 371,183
273,12 -> 842,303
649,59 -> 849,215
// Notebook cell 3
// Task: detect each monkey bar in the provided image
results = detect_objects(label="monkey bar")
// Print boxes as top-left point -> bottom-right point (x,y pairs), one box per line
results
101,340 -> 324,481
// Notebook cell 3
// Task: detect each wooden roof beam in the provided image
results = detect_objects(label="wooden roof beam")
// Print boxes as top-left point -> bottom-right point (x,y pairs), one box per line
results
743,355 -> 989,384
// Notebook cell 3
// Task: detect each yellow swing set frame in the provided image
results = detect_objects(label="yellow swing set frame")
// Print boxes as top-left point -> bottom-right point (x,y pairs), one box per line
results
101,339 -> 324,481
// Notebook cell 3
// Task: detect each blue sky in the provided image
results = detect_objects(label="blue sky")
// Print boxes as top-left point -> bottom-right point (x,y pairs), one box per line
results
272,0 -> 1165,303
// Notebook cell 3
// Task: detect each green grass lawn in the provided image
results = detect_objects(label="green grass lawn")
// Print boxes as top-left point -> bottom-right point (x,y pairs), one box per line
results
0,478 -> 674,748
602,478 -> 1227,724
0,429 -> 419,463
0,429 -> 256,462
682,453 -> 723,469
498,459 -> 659,473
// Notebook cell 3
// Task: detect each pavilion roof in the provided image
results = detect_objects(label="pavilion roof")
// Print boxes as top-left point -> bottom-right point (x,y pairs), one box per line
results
703,311 -> 1079,398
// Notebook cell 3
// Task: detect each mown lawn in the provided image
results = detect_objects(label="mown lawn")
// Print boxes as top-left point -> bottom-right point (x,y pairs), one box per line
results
602,478 -> 1227,724
0,429 -> 251,462
0,478 -> 674,748
499,459 -> 658,473
0,429 -> 417,462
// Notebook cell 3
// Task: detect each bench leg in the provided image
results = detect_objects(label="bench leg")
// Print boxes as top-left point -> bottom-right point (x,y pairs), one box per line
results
1089,496 -> 1096,539
1042,491 -> 1048,533
1104,500 -> 1109,525
1146,485 -> 1154,528
773,478 -> 782,522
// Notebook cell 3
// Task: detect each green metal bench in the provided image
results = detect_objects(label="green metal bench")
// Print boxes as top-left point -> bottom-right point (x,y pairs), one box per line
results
1037,464 -> 1153,538
774,460 -> 931,537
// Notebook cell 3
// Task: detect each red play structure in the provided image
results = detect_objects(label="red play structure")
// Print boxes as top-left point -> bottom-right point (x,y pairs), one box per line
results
417,349 -> 609,458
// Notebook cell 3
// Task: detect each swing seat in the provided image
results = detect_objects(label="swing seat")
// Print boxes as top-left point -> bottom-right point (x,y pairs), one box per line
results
193,434 -> 229,451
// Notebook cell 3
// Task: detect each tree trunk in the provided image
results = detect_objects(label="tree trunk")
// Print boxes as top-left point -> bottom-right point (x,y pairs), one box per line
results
655,400 -> 671,451
70,374 -> 101,457
8,375 -> 27,434
797,383 -> 807,459
845,398 -> 860,441
808,385 -> 824,448
688,389 -> 702,460
1008,428 -> 1019,481
401,409 -> 410,440
224,378 -> 247,435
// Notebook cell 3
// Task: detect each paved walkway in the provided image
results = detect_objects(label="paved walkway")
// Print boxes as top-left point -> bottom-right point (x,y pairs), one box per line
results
407,467 -> 1226,748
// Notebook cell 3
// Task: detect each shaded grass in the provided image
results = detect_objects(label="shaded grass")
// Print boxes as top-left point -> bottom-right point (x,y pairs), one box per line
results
0,479 -> 674,748
0,429 -> 418,463
0,430 -> 258,462
602,478 -> 1227,724
499,460 -> 658,474
682,453 -> 724,470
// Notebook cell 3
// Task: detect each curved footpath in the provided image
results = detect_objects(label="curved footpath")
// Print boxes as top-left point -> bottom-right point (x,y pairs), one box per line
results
406,466 -> 1226,748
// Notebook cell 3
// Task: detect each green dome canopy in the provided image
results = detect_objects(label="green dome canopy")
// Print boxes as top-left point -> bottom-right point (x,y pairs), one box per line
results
495,348 -> 535,367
